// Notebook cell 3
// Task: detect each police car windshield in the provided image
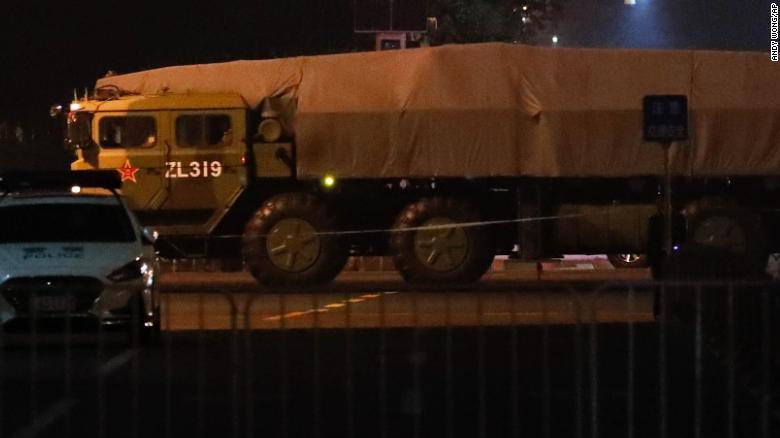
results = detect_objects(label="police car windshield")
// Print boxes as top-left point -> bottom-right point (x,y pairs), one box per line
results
0,204 -> 135,243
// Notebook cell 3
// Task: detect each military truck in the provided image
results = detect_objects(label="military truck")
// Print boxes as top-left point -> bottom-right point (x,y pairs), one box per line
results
62,43 -> 780,285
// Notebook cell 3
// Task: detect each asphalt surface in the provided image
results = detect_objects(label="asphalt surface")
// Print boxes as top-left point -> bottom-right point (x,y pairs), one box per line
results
157,266 -> 651,294
159,289 -> 656,331
0,272 -> 776,438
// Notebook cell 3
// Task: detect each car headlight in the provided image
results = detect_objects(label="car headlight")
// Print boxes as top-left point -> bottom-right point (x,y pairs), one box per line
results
108,257 -> 154,285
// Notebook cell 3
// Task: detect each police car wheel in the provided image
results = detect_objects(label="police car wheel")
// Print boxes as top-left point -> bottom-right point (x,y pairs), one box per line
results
127,299 -> 160,347
242,193 -> 348,286
140,305 -> 162,346
390,197 -> 495,284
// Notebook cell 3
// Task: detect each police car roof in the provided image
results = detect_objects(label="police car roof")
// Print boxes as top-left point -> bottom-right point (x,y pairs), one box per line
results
0,171 -> 121,192
3,188 -> 116,199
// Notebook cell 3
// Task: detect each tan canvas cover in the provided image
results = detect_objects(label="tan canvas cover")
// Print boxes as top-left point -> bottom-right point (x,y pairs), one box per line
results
97,43 -> 780,178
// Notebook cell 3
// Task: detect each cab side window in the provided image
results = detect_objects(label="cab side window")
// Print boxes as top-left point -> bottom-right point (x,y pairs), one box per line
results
98,116 -> 156,148
175,114 -> 232,147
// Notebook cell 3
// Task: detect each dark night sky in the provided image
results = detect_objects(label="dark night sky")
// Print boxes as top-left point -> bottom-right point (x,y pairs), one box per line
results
0,0 -> 772,138
0,0 -> 355,122
557,0 -> 767,51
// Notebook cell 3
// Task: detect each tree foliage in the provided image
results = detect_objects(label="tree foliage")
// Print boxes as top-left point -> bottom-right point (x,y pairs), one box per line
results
429,0 -> 569,45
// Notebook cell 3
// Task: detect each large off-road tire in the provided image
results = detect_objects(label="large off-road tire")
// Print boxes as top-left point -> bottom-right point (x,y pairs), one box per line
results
390,197 -> 495,284
242,193 -> 348,286
664,199 -> 767,279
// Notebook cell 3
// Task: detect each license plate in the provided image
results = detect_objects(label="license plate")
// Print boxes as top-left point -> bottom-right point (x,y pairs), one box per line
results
30,295 -> 75,312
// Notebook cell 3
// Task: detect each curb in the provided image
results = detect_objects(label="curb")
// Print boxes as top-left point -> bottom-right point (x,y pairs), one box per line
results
159,255 -> 649,276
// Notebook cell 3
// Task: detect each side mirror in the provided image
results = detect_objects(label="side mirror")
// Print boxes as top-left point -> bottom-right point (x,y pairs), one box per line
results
49,104 -> 64,118
141,227 -> 158,246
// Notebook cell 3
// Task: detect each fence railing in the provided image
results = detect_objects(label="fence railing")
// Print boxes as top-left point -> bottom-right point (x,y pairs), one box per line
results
0,280 -> 776,438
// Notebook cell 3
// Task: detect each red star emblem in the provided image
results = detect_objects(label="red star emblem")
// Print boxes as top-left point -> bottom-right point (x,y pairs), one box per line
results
118,159 -> 139,183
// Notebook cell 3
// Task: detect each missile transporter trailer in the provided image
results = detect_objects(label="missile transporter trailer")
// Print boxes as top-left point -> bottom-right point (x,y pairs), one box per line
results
64,43 -> 780,285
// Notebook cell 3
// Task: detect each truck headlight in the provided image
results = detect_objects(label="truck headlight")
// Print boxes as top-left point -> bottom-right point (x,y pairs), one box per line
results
258,118 -> 282,142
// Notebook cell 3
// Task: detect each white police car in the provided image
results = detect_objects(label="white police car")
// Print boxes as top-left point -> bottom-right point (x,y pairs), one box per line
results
0,171 -> 160,343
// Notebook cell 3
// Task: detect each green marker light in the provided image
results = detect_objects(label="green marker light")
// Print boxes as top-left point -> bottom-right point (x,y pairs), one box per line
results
323,175 -> 336,188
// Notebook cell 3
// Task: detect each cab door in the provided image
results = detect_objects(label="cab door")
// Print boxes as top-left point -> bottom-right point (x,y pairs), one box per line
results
86,112 -> 168,211
163,109 -> 245,233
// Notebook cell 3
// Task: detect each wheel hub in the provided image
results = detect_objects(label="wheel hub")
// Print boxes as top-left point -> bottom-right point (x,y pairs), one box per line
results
266,218 -> 320,272
413,217 -> 468,272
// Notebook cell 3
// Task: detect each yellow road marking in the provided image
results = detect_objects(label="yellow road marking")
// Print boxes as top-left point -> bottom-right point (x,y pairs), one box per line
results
324,303 -> 346,309
262,291 -> 399,322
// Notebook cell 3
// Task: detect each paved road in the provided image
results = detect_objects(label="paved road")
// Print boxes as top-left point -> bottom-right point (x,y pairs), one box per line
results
1,325 -> 771,438
160,288 -> 656,331
0,272 -> 775,438
159,269 -> 656,330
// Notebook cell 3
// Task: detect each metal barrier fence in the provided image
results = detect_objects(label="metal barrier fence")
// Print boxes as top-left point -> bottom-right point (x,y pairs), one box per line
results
0,280 -> 777,438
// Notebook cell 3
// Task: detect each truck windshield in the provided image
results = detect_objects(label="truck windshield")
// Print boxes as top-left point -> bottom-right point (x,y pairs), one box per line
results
66,112 -> 93,150
0,204 -> 136,243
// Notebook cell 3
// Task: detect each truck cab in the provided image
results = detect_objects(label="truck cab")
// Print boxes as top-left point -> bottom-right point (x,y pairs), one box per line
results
68,92 -> 248,237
